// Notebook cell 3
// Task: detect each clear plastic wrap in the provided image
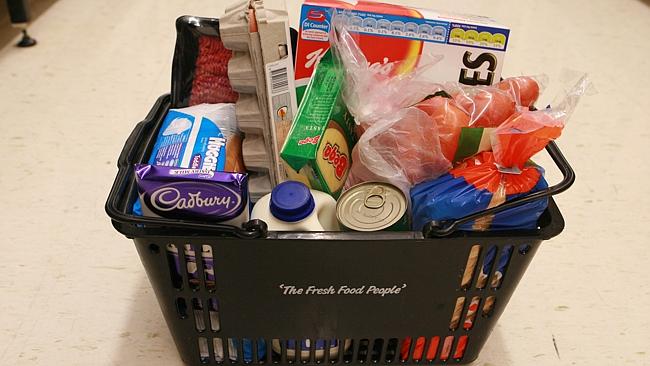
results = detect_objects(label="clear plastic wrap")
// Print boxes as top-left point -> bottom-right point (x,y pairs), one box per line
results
452,86 -> 516,128
492,73 -> 592,169
330,24 -> 455,192
345,107 -> 450,193
415,91 -> 471,162
331,23 -> 444,128
171,16 -> 238,108
496,75 -> 548,107
411,73 -> 592,231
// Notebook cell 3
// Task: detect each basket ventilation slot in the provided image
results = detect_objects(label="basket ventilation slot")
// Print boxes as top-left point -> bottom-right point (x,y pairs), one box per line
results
167,244 -> 217,292
196,337 -> 468,365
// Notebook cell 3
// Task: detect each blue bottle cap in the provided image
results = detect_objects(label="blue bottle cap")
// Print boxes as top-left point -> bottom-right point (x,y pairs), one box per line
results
270,181 -> 315,222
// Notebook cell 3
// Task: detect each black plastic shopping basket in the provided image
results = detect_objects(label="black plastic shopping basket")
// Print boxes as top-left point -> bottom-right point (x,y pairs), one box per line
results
106,94 -> 575,366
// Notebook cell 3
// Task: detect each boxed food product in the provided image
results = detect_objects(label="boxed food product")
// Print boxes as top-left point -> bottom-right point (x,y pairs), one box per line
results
294,0 -> 510,103
280,49 -> 356,199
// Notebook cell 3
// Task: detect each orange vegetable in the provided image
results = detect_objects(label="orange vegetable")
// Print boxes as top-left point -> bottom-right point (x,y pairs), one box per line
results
415,92 -> 471,162
497,76 -> 540,107
453,88 -> 516,128
369,108 -> 450,184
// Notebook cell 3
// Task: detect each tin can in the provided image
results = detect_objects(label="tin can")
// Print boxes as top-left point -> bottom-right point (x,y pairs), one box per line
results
337,182 -> 409,231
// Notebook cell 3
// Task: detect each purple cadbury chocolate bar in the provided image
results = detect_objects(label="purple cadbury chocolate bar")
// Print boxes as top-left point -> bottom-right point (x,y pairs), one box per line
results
134,164 -> 248,221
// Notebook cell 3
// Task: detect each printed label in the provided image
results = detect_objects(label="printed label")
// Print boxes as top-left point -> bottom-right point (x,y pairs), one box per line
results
302,9 -> 330,41
321,142 -> 347,180
315,123 -> 349,195
298,135 -> 321,145
279,284 -> 407,297
265,50 -> 299,182
147,181 -> 243,217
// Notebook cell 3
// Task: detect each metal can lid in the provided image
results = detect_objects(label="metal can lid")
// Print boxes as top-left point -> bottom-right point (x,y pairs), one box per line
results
336,182 -> 407,231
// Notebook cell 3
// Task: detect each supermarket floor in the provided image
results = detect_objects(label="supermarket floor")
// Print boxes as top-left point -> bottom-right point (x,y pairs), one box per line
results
0,0 -> 648,365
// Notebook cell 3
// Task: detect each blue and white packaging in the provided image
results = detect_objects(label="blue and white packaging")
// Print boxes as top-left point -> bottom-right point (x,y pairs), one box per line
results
149,103 -> 244,172
133,103 -> 245,216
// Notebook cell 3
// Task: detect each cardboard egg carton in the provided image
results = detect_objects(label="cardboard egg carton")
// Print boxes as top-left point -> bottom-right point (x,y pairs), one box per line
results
220,0 -> 297,201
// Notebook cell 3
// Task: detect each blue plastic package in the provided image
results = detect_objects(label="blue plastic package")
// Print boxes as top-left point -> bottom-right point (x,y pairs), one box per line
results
410,152 -> 549,231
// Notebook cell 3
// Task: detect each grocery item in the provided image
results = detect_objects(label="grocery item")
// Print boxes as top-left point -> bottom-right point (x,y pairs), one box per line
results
295,0 -> 510,104
280,49 -> 356,198
329,24 -> 455,193
496,75 -> 544,107
446,75 -> 546,160
336,182 -> 409,231
492,109 -> 563,169
345,107 -> 451,193
135,164 -> 249,226
415,91 -> 471,162
452,87 -> 516,128
410,152 -> 549,231
148,103 -> 245,172
410,75 -> 591,231
171,16 -> 238,108
221,0 -> 298,200
251,181 -> 339,231
132,103 -> 245,216
453,127 -> 495,163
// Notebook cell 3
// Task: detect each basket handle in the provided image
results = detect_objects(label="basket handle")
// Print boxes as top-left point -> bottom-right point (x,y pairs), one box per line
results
118,120 -> 147,166
117,95 -> 170,167
422,141 -> 575,238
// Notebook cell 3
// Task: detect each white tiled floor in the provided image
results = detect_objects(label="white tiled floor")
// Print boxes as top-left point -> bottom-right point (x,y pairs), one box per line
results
0,0 -> 648,365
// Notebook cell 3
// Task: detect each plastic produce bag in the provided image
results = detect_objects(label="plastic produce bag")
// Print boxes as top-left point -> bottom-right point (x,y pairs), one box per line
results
411,75 -> 591,231
449,75 -> 546,128
496,75 -> 547,107
415,91 -> 471,162
330,23 -> 458,192
344,107 -> 450,193
452,86 -> 516,128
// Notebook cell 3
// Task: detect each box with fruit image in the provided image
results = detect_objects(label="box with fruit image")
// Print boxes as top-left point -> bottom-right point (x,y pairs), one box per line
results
280,49 -> 356,199
294,0 -> 511,104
